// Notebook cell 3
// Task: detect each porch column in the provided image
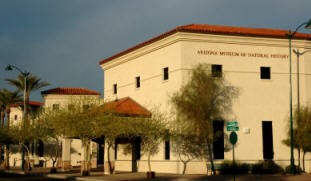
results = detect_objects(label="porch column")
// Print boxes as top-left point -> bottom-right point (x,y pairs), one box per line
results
61,138 -> 71,170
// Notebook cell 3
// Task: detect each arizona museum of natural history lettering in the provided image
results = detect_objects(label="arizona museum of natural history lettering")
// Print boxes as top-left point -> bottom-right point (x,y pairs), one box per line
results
7,24 -> 311,174
99,24 -> 311,173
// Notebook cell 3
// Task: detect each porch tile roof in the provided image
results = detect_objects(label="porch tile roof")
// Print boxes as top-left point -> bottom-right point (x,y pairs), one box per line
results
41,87 -> 100,95
100,97 -> 151,117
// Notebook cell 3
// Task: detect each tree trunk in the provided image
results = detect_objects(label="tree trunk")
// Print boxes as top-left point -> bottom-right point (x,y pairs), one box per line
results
207,143 -> 215,175
147,150 -> 151,172
0,145 -> 2,166
23,144 -> 32,174
107,143 -> 115,174
4,144 -> 9,169
81,140 -> 91,176
182,161 -> 187,175
302,150 -> 306,172
0,108 -> 5,128
298,147 -> 301,170
25,92 -> 30,127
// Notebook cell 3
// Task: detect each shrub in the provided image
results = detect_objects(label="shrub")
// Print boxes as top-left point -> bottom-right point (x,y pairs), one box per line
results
251,160 -> 284,174
285,165 -> 302,174
219,160 -> 250,174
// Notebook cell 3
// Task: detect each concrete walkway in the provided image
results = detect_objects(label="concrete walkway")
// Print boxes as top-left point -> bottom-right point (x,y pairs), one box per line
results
3,167 -> 311,181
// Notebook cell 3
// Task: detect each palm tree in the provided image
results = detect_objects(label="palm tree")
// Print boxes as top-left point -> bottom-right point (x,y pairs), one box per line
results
0,88 -> 22,169
6,74 -> 49,170
6,73 -> 50,125
0,89 -> 22,128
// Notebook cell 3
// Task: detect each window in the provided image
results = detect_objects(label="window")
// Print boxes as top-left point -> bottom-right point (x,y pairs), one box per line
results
134,137 -> 141,160
14,115 -> 18,121
260,67 -> 271,79
113,84 -> 117,94
262,121 -> 274,159
37,140 -> 44,157
163,67 -> 169,80
213,120 -> 224,159
212,64 -> 222,77
83,105 -> 90,111
165,140 -> 170,160
52,104 -> 59,111
68,104 -> 74,111
136,76 -> 140,88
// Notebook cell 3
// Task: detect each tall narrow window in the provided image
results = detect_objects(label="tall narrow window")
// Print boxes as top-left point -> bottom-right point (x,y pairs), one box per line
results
165,140 -> 170,160
212,64 -> 222,77
113,84 -> 117,94
260,67 -> 271,79
262,121 -> 274,159
52,104 -> 59,111
163,67 -> 169,80
83,105 -> 90,111
37,140 -> 44,157
136,76 -> 140,88
213,120 -> 224,159
68,104 -> 74,111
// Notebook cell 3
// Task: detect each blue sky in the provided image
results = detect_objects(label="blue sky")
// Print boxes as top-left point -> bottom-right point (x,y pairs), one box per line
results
0,0 -> 310,101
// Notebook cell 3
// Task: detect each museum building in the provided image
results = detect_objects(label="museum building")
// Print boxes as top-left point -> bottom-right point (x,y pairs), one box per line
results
99,24 -> 311,174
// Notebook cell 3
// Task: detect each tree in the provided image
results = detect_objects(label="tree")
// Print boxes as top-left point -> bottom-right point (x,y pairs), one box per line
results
31,109 -> 61,171
42,138 -> 61,169
283,105 -> 311,172
0,128 -> 14,167
6,73 -> 49,169
8,123 -> 37,172
0,89 -> 22,128
171,63 -> 239,175
0,89 -> 22,169
43,98 -> 105,176
6,73 -> 50,126
171,133 -> 207,174
94,106 -> 167,175
138,112 -> 167,174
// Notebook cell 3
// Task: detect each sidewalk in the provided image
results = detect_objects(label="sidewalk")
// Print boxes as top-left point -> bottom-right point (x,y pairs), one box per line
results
51,172 -> 311,181
3,167 -> 311,181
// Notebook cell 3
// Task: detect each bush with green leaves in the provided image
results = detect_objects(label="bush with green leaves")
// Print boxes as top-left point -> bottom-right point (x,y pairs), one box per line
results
285,165 -> 302,174
219,161 -> 250,174
251,160 -> 284,174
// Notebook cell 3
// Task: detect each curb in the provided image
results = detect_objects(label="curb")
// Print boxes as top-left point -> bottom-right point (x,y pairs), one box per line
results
76,177 -> 111,181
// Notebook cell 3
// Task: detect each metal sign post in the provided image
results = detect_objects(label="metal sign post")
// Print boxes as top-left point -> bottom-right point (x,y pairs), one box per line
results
230,131 -> 238,181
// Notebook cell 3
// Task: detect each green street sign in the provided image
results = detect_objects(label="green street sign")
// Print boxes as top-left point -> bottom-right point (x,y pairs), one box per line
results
229,131 -> 238,145
227,121 -> 239,131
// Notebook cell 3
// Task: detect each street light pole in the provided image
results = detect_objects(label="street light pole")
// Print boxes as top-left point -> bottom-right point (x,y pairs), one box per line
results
286,20 -> 311,174
5,64 -> 30,170
293,49 -> 311,117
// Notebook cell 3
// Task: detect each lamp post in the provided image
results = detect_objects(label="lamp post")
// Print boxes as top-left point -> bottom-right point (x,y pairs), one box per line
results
293,49 -> 311,117
286,20 -> 311,174
5,64 -> 30,170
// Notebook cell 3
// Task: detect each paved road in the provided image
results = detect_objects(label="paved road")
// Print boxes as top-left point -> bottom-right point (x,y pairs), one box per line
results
1,169 -> 311,181
2,174 -> 311,181
0,175 -> 70,181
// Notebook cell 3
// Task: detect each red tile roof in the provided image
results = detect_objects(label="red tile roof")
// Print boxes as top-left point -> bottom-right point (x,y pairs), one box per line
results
100,97 -> 151,117
12,101 -> 43,108
41,87 -> 100,95
99,24 -> 311,65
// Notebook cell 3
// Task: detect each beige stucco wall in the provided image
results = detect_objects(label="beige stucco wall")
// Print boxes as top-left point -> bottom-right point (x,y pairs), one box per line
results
8,107 -> 23,126
101,31 -> 311,173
